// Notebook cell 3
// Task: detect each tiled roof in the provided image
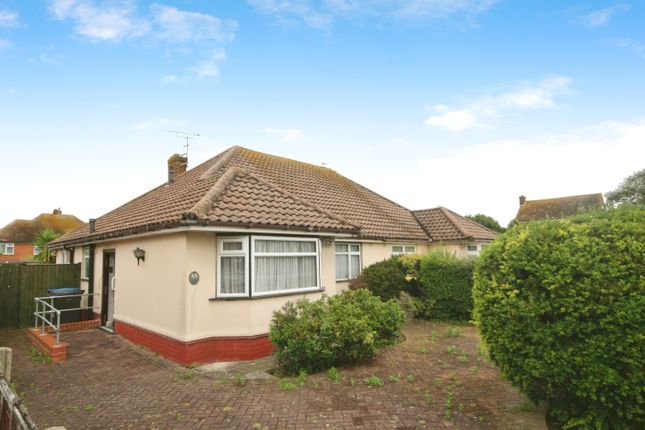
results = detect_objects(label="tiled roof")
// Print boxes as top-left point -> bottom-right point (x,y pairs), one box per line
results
0,213 -> 84,243
515,193 -> 604,222
53,146 -> 430,246
412,207 -> 498,242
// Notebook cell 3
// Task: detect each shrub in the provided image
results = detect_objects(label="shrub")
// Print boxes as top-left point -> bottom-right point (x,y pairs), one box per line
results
269,289 -> 405,374
412,252 -> 475,321
349,257 -> 407,300
473,206 -> 645,429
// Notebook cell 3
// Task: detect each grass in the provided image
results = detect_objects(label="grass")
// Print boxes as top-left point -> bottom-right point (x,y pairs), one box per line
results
388,374 -> 401,383
327,367 -> 341,383
178,365 -> 196,381
85,404 -> 95,413
296,369 -> 307,387
279,379 -> 296,392
446,345 -> 457,355
363,375 -> 384,387
234,373 -> 246,386
29,347 -> 52,365
446,327 -> 462,337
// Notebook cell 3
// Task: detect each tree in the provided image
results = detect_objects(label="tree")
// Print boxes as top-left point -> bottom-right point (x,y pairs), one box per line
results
606,168 -> 645,206
33,228 -> 59,263
465,213 -> 505,233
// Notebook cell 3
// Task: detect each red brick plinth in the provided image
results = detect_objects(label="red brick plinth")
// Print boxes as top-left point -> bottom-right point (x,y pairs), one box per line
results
26,328 -> 68,362
27,317 -> 100,362
114,320 -> 275,366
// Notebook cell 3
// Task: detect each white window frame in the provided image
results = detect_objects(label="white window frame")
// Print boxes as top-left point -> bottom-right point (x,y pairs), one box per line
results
251,236 -> 321,297
466,243 -> 481,255
82,246 -> 91,278
392,245 -> 416,256
0,243 -> 15,256
61,249 -> 71,264
335,242 -> 361,281
217,236 -> 249,298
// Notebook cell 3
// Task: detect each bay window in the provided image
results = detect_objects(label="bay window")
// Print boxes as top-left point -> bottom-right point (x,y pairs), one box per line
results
217,236 -> 320,298
335,243 -> 361,280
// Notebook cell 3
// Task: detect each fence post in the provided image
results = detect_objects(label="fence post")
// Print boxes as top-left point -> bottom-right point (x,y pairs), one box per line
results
0,347 -> 11,384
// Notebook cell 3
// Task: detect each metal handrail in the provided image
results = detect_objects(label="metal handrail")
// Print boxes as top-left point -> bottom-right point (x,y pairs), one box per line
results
33,293 -> 101,347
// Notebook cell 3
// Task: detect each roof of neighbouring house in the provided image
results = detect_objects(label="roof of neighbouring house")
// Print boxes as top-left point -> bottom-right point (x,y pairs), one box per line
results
515,193 -> 604,222
0,211 -> 84,243
52,146 -> 431,246
412,207 -> 498,242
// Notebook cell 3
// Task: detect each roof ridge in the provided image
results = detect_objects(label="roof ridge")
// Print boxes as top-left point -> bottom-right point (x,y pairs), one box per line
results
439,206 -> 472,240
199,145 -> 242,180
190,167 -> 359,230
410,211 -> 434,241
239,169 -> 359,229
190,166 -> 245,218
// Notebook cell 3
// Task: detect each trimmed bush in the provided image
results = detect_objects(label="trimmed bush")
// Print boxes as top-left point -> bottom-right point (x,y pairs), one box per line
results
413,252 -> 475,321
349,257 -> 407,300
473,206 -> 645,429
269,289 -> 405,374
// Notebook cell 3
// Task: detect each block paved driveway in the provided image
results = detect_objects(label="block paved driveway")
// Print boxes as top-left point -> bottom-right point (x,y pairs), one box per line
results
0,321 -> 546,430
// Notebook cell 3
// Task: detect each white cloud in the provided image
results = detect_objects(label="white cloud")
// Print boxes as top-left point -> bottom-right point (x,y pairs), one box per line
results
372,118 -> 645,226
247,0 -> 497,28
396,0 -> 498,18
578,4 -> 628,28
263,127 -> 305,142
0,8 -> 18,28
151,5 -> 237,44
425,107 -> 476,132
615,38 -> 645,59
0,38 -> 13,52
186,49 -> 226,80
425,75 -> 573,132
48,0 -> 150,41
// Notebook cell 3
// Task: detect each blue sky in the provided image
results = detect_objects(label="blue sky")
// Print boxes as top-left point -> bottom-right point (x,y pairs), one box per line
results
1,0 -> 644,229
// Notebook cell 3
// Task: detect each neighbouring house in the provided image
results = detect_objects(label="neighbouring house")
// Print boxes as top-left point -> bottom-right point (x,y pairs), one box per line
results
514,193 -> 604,223
412,207 -> 498,256
0,209 -> 84,263
49,146 -> 497,365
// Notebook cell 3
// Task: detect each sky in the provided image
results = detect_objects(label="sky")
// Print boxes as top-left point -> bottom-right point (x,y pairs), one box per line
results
1,0 -> 644,230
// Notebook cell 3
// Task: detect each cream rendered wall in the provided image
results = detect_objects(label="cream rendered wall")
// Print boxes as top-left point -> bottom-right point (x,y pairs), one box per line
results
185,232 -> 338,342
82,233 -> 189,340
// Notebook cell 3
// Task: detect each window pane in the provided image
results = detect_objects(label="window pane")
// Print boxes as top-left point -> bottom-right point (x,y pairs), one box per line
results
256,240 -> 315,253
336,254 -> 349,279
220,256 -> 246,294
350,255 -> 360,279
255,256 -> 316,292
335,243 -> 348,253
350,244 -> 360,253
392,246 -> 403,253
404,246 -> 416,253
223,241 -> 243,251
467,245 -> 478,252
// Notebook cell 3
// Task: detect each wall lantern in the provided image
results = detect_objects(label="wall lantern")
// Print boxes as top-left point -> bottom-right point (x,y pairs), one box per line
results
133,247 -> 146,265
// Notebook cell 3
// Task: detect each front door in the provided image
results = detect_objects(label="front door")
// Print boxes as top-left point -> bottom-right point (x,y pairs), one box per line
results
102,251 -> 116,329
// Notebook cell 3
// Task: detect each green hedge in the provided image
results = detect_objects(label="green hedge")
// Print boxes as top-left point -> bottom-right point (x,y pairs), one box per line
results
352,253 -> 475,321
349,257 -> 407,300
413,252 -> 475,321
269,289 -> 405,374
473,206 -> 645,429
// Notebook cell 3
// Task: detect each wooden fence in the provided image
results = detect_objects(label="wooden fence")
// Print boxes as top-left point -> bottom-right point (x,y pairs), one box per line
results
1,348 -> 38,430
0,264 -> 80,329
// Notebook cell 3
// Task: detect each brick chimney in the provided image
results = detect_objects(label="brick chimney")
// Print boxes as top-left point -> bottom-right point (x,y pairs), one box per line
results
519,195 -> 527,206
53,208 -> 62,215
167,154 -> 188,183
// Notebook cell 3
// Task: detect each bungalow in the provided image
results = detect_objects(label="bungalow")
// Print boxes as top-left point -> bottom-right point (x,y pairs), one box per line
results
50,146 -> 496,365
